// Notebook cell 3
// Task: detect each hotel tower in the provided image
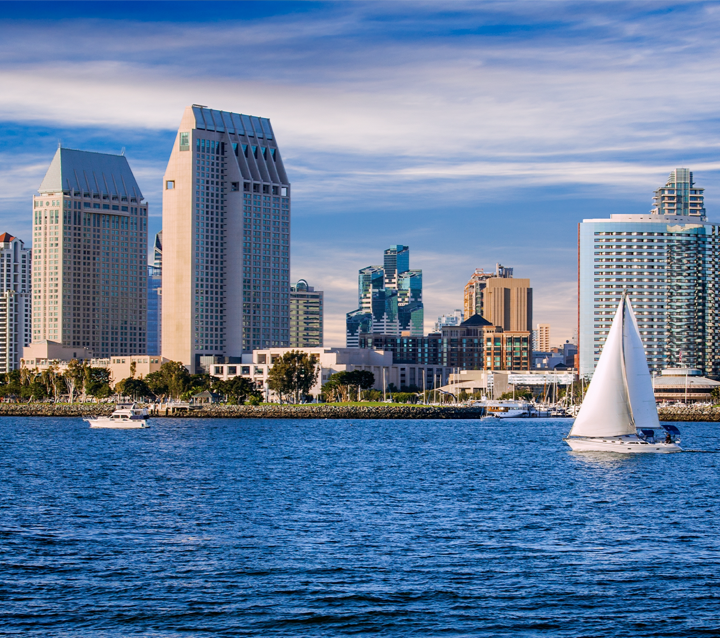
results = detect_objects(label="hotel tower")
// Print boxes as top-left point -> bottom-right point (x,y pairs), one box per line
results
33,149 -> 148,356
162,105 -> 291,371
579,168 -> 720,379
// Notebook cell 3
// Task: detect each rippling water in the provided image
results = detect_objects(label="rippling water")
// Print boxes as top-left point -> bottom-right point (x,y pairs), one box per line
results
1,417 -> 719,636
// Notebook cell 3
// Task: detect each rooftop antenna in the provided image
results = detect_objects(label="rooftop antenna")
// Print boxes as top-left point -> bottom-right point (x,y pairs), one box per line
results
57,140 -> 62,149
120,147 -> 126,156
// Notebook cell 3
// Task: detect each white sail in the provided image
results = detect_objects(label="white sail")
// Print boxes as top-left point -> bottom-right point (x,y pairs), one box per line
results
569,297 -> 636,438
623,297 -> 661,429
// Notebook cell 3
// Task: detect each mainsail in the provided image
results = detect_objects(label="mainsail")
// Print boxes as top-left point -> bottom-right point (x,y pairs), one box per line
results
569,294 -> 657,438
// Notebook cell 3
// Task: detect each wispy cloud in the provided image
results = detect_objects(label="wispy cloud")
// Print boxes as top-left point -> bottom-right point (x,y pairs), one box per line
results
2,2 -> 718,347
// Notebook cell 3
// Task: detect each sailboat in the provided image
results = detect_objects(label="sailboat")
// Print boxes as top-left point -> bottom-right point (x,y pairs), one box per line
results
565,292 -> 682,453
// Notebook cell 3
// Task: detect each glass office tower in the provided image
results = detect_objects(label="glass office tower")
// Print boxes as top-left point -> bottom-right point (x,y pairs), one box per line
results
579,169 -> 720,378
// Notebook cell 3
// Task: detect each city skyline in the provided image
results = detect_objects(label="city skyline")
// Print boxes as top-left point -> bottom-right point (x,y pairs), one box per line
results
3,2 -> 720,346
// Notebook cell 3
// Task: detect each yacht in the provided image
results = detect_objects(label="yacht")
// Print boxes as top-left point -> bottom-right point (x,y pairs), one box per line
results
86,403 -> 149,429
474,400 -> 532,419
565,293 -> 681,453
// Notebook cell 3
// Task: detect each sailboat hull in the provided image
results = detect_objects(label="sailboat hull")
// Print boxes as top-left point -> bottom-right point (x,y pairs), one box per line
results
565,435 -> 682,454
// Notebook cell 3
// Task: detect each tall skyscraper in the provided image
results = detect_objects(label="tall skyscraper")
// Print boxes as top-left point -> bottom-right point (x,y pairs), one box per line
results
33,148 -> 148,356
579,168 -> 720,378
346,244 -> 423,346
289,279 -> 323,347
463,264 -> 513,319
0,233 -> 31,372
147,231 -> 162,356
162,106 -> 291,371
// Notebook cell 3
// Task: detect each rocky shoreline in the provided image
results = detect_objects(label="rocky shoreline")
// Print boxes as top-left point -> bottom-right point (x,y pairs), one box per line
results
0,402 -> 718,421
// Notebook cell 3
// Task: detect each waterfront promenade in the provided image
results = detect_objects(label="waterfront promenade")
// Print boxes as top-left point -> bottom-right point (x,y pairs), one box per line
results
0,402 -> 718,421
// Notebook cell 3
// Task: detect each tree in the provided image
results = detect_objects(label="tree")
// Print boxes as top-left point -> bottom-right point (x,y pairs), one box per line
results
216,376 -> 262,404
129,361 -> 137,379
65,359 -> 88,403
116,377 -> 152,400
85,367 -> 112,399
267,351 -> 319,403
322,370 -> 375,403
145,361 -> 190,400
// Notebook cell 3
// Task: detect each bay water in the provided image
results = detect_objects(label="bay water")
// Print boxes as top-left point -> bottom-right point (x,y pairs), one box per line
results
1,417 -> 718,636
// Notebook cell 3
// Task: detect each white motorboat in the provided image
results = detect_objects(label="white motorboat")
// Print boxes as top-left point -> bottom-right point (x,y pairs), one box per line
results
86,403 -> 149,429
565,293 -> 681,453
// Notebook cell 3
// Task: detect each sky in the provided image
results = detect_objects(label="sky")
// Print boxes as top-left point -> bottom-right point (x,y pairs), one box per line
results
3,1 -> 720,347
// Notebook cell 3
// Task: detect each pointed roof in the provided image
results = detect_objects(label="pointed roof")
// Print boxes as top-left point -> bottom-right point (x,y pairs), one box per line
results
0,232 -> 15,243
39,148 -> 143,200
460,313 -> 493,327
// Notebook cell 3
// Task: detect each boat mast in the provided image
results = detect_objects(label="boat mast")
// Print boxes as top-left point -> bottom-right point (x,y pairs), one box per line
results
619,290 -> 635,428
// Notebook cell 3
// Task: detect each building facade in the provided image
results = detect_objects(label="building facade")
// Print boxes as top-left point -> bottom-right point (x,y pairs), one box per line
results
463,264 -> 513,319
147,231 -> 162,356
533,323 -> 550,351
162,105 -> 291,371
579,168 -> 720,378
346,244 -> 423,346
207,346 -> 452,398
434,309 -> 464,332
289,279 -> 323,347
359,314 -> 531,372
33,148 -> 148,357
0,233 -> 31,372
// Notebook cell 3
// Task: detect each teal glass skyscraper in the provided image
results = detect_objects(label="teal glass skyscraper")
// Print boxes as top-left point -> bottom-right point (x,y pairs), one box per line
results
579,168 -> 720,379
346,245 -> 424,346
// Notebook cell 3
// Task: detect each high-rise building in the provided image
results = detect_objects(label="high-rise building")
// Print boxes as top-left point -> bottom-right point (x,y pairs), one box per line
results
289,279 -> 323,347
346,244 -> 423,346
0,233 -> 31,372
533,323 -> 550,351
434,309 -> 464,332
162,105 -> 291,371
579,168 -> 720,378
147,232 -> 162,356
651,168 -> 706,218
33,148 -> 148,356
463,264 -> 513,319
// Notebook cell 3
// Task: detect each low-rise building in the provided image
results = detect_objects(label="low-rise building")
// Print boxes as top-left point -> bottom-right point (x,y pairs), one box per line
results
653,368 -> 720,404
22,340 -> 164,386
207,346 -> 452,398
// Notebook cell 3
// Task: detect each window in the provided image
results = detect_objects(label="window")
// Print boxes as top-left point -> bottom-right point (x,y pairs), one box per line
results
231,182 -> 239,191
166,180 -> 175,190
179,132 -> 190,151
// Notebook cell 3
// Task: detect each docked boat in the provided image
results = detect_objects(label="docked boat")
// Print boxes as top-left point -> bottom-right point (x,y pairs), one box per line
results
475,400 -> 532,419
565,293 -> 681,453
86,403 -> 149,429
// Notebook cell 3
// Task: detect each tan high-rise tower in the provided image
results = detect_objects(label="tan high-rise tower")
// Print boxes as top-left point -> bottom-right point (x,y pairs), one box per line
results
162,106 -> 291,372
33,148 -> 148,356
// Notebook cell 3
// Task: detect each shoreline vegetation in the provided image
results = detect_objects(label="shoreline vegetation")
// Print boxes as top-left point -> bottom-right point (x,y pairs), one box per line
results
0,402 -> 718,421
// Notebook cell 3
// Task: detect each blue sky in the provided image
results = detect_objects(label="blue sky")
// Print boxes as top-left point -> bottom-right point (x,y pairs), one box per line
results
3,1 -> 720,345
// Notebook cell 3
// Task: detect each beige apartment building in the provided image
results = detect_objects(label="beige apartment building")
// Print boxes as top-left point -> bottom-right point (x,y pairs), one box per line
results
32,148 -> 148,357
162,106 -> 291,372
463,264 -> 532,331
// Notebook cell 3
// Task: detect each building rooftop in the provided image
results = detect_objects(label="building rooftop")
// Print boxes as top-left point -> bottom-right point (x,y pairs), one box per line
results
39,148 -> 143,199
0,232 -> 15,243
190,105 -> 274,139
460,314 -> 493,327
